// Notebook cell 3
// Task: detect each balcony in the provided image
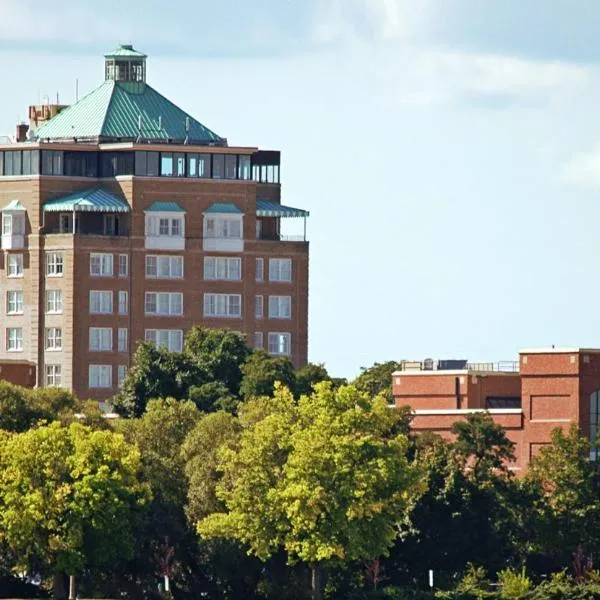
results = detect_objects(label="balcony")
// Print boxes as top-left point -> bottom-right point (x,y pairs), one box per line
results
1,200 -> 27,249
257,232 -> 306,242
203,233 -> 244,253
1,233 -> 25,249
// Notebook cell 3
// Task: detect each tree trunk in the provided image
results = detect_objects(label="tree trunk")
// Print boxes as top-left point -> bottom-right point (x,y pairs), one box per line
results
53,572 -> 67,600
311,563 -> 323,600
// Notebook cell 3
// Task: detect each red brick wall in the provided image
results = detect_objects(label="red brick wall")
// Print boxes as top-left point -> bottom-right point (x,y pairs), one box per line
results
0,361 -> 36,387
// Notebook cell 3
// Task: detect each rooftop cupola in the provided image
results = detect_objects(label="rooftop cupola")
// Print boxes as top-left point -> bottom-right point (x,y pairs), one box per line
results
104,44 -> 147,83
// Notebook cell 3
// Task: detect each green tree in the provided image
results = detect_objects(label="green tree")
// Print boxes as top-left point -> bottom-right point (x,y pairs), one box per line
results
294,363 -> 331,397
188,381 -> 239,413
240,350 -> 296,400
0,422 -> 147,598
352,361 -> 400,403
198,383 -> 424,600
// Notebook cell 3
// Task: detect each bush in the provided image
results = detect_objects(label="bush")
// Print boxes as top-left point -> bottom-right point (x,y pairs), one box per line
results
497,568 -> 532,599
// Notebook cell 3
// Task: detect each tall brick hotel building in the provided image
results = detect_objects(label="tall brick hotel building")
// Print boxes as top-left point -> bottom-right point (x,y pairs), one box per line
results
393,348 -> 600,472
0,45 -> 309,401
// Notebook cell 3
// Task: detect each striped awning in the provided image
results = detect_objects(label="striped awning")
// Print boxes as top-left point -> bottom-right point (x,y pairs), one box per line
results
43,188 -> 130,213
256,199 -> 309,218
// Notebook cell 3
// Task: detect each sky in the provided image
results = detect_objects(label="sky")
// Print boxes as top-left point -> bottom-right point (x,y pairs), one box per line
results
1,0 -> 600,378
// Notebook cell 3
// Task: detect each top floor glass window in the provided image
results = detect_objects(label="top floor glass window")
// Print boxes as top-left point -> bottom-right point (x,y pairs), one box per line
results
100,152 -> 134,177
187,153 -> 211,178
135,151 -> 160,177
42,151 -> 63,175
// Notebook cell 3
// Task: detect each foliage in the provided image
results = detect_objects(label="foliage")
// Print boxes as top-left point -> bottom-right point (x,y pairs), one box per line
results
294,362 -> 331,397
497,568 -> 532,599
239,350 -> 297,400
353,361 -> 400,404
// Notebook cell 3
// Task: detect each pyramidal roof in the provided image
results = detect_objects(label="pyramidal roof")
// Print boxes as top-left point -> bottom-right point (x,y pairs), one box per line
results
34,45 -> 224,146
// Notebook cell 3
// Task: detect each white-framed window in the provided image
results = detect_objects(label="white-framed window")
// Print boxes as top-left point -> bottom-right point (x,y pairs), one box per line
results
144,292 -> 183,316
118,328 -> 128,352
146,215 -> 185,237
46,252 -> 64,277
256,258 -> 264,282
203,256 -> 241,280
7,290 -> 24,314
6,327 -> 23,351
90,253 -> 113,277
269,258 -> 292,282
254,332 -> 264,349
204,216 -> 242,239
2,212 -> 25,235
89,327 -> 112,352
89,290 -> 112,314
145,255 -> 184,278
45,290 -> 63,314
268,295 -> 291,319
89,365 -> 112,389
118,254 -> 128,277
268,332 -> 291,356
203,294 -> 242,318
45,364 -> 62,387
145,329 -> 184,352
7,254 -> 23,277
118,291 -> 128,315
255,295 -> 263,319
117,365 -> 128,388
45,327 -> 62,351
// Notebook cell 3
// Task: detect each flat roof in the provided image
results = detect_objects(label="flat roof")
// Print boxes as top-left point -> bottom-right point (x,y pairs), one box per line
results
519,347 -> 600,355
392,369 -> 519,377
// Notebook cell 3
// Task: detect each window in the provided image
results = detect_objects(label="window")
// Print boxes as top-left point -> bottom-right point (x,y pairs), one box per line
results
254,332 -> 264,349
145,292 -> 183,316
203,294 -> 241,318
103,215 -> 121,236
2,212 -> 25,235
592,390 -> 600,460
160,153 -> 173,176
225,155 -> 237,179
90,253 -> 113,276
89,365 -> 112,388
41,150 -> 63,175
255,295 -> 263,319
269,258 -> 292,282
204,217 -> 241,239
46,252 -> 64,276
3,151 -> 22,176
187,153 -> 211,178
45,327 -> 62,351
238,155 -> 251,180
118,254 -> 128,277
46,290 -> 63,314
7,290 -> 24,314
118,328 -> 128,352
135,151 -> 160,177
89,327 -> 112,352
100,152 -> 134,177
212,154 -> 225,179
268,332 -> 291,356
204,257 -> 241,280
7,254 -> 23,277
22,150 -> 39,176
256,258 -> 264,282
45,365 -> 62,387
118,291 -> 128,315
145,329 -> 184,352
63,151 -> 97,177
59,214 -> 74,234
146,215 -> 184,237
89,291 -> 112,314
118,365 -> 128,388
269,296 -> 291,319
145,255 -> 184,278
6,327 -> 23,351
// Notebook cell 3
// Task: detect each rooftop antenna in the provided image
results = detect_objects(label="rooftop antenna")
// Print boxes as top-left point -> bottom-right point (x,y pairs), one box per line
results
184,116 -> 190,145
137,115 -> 144,143
56,91 -> 59,104
75,79 -> 79,102
158,115 -> 163,132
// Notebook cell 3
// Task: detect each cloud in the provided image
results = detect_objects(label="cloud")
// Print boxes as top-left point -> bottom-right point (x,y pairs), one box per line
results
561,146 -> 600,188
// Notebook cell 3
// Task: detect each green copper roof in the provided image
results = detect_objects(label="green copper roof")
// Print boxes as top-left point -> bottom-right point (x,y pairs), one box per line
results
1,200 -> 26,211
43,188 -> 130,213
145,201 -> 185,213
104,44 -> 147,58
204,202 -> 243,214
256,199 -> 309,218
34,80 -> 223,144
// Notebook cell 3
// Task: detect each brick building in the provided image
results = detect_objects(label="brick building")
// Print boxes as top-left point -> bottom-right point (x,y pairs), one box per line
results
392,348 -> 600,472
0,45 -> 309,401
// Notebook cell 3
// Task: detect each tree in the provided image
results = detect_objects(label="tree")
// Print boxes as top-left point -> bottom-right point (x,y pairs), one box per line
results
352,361 -> 400,403
198,383 -> 424,600
294,363 -> 331,398
188,381 -> 239,414
451,412 -> 515,483
0,422 -> 147,599
240,351 -> 296,400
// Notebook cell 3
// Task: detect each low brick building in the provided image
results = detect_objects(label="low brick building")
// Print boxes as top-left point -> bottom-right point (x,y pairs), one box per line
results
0,360 -> 36,388
393,348 -> 600,472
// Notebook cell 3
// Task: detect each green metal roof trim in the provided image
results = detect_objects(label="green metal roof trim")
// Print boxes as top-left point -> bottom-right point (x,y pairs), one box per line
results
145,201 -> 186,213
204,202 -> 243,214
1,200 -> 26,211
256,199 -> 309,218
104,44 -> 147,58
43,188 -> 130,213
34,80 -> 223,144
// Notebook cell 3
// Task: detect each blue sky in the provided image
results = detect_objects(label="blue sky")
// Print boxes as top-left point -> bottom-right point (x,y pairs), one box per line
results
1,0 -> 600,378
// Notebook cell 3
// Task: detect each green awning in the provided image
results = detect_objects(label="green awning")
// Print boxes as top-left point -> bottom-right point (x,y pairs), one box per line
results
204,202 -> 243,214
1,200 -> 26,211
256,199 -> 309,218
43,188 -> 130,213
145,201 -> 185,213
